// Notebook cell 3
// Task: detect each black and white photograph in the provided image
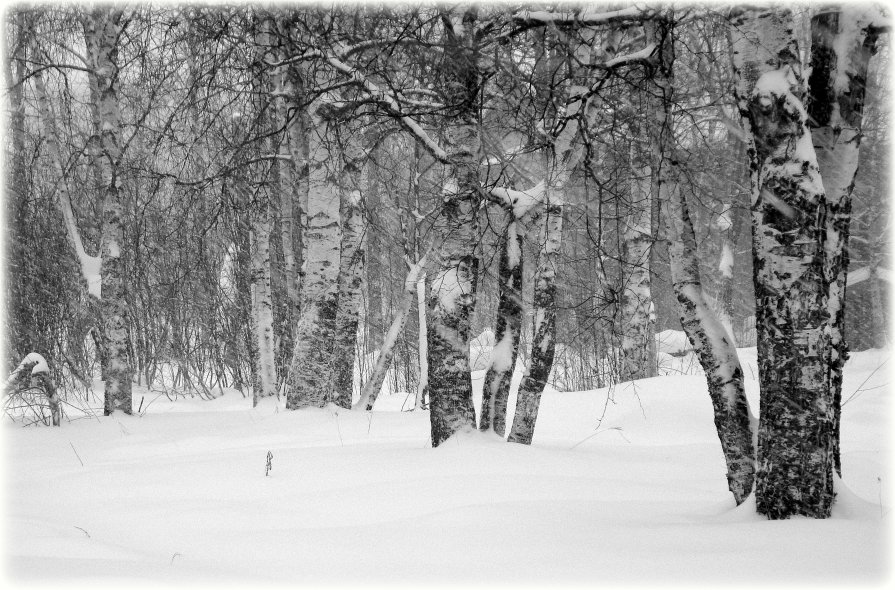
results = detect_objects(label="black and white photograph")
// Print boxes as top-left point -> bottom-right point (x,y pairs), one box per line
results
2,1 -> 892,585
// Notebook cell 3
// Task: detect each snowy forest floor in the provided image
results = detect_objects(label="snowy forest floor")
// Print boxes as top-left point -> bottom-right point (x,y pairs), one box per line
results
3,345 -> 892,586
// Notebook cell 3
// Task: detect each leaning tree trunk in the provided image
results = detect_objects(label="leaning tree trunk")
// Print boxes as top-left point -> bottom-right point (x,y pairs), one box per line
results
86,7 -> 132,415
356,257 -> 427,411
331,150 -> 366,409
507,201 -> 562,445
649,14 -> 754,504
666,185 -> 755,503
731,8 -> 834,519
480,219 -> 523,435
806,8 -> 880,478
286,116 -> 341,409
426,10 -> 481,447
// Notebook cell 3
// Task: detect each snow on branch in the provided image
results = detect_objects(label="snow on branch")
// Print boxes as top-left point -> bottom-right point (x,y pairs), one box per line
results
322,53 -> 449,162
603,43 -> 656,68
490,182 -> 546,219
513,6 -> 651,26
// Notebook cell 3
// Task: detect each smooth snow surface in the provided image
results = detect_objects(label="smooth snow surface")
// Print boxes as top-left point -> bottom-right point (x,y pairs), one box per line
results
4,348 -> 891,586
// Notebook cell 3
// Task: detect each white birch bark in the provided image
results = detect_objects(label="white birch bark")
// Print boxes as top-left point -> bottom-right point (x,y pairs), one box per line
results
731,7 -> 833,519
286,114 -> 342,409
806,7 -> 881,477
415,269 -> 428,410
620,151 -> 656,382
644,15 -> 755,504
331,157 -> 366,408
251,198 -> 277,405
426,9 -> 481,446
249,17 -> 278,405
86,7 -> 132,415
356,257 -> 427,411
507,200 -> 562,445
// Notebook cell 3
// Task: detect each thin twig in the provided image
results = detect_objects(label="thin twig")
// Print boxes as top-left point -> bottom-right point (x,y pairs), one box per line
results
69,441 -> 84,467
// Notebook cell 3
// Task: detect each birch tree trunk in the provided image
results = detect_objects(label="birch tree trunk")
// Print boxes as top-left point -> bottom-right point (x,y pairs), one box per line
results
286,115 -> 341,409
331,148 -> 366,408
715,201 -> 742,345
620,148 -> 656,382
250,197 -> 277,405
356,257 -> 427,411
666,186 -> 755,503
250,17 -> 278,405
426,9 -> 481,446
806,8 -> 880,478
86,7 -> 133,415
731,8 -> 833,519
647,15 -> 754,504
479,219 -> 523,435
507,202 -> 562,445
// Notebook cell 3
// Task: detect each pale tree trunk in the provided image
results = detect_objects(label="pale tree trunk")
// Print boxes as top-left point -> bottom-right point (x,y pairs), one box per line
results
648,15 -> 754,504
732,8 -> 833,519
286,115 -> 341,409
331,145 -> 366,408
806,8 -> 880,478
479,219 -> 523,435
273,18 -> 301,316
251,17 -> 278,405
356,257 -> 427,411
412,142 -> 429,411
666,187 -> 755,504
620,150 -> 656,381
250,197 -> 277,405
415,268 -> 428,410
86,7 -> 132,415
507,202 -> 562,445
427,9 -> 481,447
715,201 -> 742,346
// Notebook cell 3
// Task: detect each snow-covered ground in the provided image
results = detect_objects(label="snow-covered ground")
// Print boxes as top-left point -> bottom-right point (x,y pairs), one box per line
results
4,346 -> 891,585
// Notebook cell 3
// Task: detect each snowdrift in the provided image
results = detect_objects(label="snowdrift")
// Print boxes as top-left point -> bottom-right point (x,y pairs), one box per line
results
3,348 -> 891,585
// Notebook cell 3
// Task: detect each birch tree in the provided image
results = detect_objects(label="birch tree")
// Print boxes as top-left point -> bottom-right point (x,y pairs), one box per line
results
425,7 -> 482,446
731,7 -> 834,518
85,6 -> 133,415
805,6 -> 882,477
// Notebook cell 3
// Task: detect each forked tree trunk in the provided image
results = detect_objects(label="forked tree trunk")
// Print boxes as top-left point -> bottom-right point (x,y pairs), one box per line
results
86,7 -> 132,415
806,8 -> 880,478
731,8 -> 833,519
507,202 -> 562,445
480,219 -> 523,435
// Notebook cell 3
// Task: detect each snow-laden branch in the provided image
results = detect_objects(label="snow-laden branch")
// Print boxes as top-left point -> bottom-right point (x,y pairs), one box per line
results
512,6 -> 651,26
490,183 -> 546,219
603,43 -> 656,68
322,52 -> 449,162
